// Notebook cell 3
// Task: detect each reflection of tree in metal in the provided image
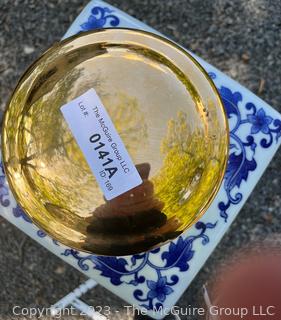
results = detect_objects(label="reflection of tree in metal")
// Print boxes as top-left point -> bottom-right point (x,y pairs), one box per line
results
103,92 -> 148,155
19,67 -> 87,211
153,111 -> 222,226
13,70 -> 150,240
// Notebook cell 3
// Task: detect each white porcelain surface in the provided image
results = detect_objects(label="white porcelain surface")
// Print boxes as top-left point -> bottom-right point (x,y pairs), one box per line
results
1,1 -> 280,319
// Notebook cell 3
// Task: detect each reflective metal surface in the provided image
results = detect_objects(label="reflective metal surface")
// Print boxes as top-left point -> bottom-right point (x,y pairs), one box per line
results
2,29 -> 229,256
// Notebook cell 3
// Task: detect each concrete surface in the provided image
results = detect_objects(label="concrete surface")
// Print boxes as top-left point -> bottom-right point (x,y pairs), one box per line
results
0,0 -> 280,319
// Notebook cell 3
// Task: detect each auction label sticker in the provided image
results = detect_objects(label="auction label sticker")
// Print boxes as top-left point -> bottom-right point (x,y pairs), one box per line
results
61,88 -> 142,200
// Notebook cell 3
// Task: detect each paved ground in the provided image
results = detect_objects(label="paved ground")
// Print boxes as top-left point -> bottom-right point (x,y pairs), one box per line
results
0,0 -> 280,319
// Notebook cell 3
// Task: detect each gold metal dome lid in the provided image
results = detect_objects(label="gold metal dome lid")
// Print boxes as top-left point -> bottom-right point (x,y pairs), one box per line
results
2,28 -> 229,256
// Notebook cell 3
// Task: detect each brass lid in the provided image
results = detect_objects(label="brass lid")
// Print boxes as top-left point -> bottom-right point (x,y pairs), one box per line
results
2,28 -> 228,256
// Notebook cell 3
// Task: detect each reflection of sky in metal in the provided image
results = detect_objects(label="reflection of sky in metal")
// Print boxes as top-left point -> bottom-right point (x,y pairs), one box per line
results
78,50 -> 203,176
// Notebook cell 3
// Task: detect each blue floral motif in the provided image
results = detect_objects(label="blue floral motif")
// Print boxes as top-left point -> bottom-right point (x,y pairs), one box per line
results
0,176 -> 8,197
162,237 -> 194,272
94,256 -> 129,285
247,108 -> 273,134
37,229 -> 47,237
13,205 -> 32,223
147,276 -> 173,302
217,85 -> 281,221
208,71 -> 217,80
36,229 -> 59,245
80,7 -> 120,31
224,153 -> 257,190
0,164 -> 10,207
219,86 -> 242,119
62,221 -> 217,310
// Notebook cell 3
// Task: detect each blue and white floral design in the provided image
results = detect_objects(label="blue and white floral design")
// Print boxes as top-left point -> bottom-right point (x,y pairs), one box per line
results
80,6 -> 120,31
13,204 -> 32,223
0,163 -> 10,207
216,82 -> 281,222
0,2 -> 281,317
62,221 -> 217,309
147,276 -> 173,303
248,108 -> 274,135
